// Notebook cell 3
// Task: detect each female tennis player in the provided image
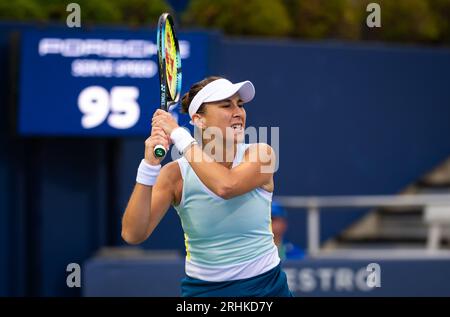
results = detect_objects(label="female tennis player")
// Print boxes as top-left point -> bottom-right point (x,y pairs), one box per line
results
122,76 -> 292,297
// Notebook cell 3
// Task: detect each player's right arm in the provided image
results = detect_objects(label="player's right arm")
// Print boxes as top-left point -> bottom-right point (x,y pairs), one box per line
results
121,127 -> 178,245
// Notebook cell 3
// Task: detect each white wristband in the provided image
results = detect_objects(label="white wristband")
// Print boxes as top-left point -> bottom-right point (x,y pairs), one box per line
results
170,127 -> 197,154
136,159 -> 161,186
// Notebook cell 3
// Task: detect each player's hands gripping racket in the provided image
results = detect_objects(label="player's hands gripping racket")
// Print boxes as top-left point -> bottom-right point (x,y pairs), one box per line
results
154,13 -> 182,158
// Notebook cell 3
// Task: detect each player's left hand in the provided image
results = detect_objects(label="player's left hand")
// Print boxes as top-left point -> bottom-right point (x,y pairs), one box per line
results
152,109 -> 179,136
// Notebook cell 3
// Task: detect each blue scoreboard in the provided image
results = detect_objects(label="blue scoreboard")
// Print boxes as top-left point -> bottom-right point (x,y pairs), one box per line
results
18,29 -> 209,136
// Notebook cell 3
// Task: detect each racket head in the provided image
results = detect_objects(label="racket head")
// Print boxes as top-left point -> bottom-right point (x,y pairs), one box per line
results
157,13 -> 182,111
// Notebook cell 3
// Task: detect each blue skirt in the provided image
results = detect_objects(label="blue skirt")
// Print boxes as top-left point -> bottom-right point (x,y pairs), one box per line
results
180,264 -> 293,297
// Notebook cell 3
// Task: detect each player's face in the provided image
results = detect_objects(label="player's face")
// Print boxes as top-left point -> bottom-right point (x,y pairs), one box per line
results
202,93 -> 246,143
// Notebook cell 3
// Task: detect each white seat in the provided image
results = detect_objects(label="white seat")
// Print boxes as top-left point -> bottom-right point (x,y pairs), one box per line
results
424,205 -> 450,250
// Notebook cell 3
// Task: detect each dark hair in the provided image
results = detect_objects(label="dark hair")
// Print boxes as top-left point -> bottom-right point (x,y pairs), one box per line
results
180,76 -> 224,114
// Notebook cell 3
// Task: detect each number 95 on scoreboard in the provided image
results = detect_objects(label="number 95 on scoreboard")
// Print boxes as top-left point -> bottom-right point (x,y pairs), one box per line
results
17,29 -> 208,136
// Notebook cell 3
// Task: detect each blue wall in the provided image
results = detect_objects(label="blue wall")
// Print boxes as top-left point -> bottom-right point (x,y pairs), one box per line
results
0,23 -> 26,296
1,23 -> 450,296
83,256 -> 450,297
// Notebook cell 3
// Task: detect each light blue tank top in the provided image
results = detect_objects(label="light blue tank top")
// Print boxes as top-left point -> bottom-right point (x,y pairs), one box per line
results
174,143 -> 277,271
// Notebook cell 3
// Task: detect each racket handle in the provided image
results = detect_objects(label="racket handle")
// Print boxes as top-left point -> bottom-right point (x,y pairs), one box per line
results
154,144 -> 166,158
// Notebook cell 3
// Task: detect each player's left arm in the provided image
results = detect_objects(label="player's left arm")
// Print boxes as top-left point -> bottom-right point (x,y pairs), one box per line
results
186,143 -> 276,199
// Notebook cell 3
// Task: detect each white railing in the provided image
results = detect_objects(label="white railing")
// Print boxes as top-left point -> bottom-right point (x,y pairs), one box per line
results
274,194 -> 450,255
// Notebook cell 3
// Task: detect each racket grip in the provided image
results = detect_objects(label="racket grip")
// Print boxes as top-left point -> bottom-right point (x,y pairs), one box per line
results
153,144 -> 166,158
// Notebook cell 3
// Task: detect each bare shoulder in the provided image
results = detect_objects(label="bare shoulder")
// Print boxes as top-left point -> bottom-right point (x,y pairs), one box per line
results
247,143 -> 274,153
244,143 -> 275,191
159,160 -> 183,205
160,160 -> 182,182
243,143 -> 276,163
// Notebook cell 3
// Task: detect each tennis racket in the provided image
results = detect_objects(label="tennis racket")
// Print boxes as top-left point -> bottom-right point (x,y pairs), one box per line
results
154,13 -> 182,158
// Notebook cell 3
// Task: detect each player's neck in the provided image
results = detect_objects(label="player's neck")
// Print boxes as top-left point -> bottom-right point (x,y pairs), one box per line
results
201,138 -> 237,169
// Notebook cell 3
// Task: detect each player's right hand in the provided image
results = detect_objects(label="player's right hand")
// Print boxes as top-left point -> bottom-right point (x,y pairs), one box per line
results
145,126 -> 171,165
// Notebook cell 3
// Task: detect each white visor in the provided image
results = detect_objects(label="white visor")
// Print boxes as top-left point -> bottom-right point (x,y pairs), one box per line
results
188,78 -> 255,125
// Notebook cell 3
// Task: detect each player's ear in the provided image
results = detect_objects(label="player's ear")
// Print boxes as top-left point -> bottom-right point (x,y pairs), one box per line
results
192,114 -> 205,129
